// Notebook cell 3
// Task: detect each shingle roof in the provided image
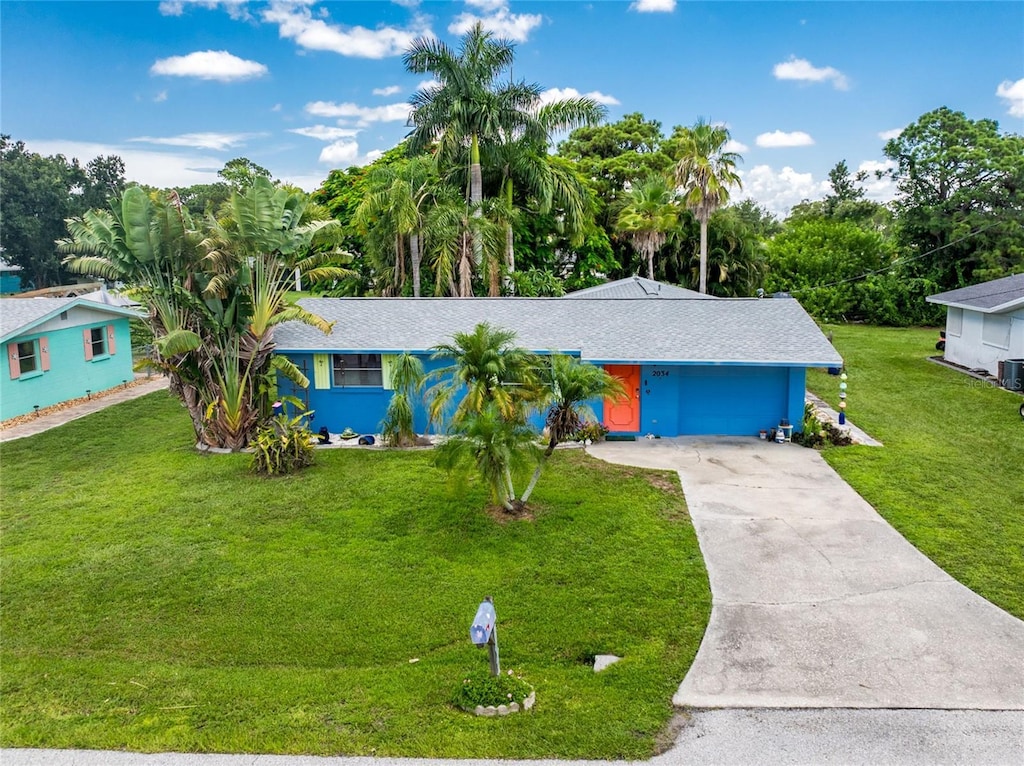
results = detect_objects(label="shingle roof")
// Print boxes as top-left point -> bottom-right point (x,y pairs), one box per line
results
926,273 -> 1024,313
276,297 -> 843,366
0,297 -> 140,343
564,276 -> 711,299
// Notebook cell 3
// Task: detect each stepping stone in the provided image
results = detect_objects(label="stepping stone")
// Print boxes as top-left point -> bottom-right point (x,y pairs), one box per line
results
594,654 -> 622,672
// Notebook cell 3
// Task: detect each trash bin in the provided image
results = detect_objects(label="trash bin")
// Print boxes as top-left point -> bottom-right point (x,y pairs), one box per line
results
1002,359 -> 1024,391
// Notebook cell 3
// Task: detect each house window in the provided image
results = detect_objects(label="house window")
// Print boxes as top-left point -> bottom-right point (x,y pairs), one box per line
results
17,340 -> 38,375
982,314 -> 1011,349
947,307 -> 963,336
332,354 -> 382,387
90,327 -> 107,357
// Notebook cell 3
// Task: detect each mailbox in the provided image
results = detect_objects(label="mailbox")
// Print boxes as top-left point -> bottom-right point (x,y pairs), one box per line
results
470,599 -> 496,647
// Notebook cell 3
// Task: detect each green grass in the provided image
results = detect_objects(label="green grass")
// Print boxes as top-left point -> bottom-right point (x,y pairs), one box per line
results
808,325 -> 1024,620
0,392 -> 710,758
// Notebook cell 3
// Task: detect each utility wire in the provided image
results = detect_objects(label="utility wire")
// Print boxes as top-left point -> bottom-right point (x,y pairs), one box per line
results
788,220 -> 1005,294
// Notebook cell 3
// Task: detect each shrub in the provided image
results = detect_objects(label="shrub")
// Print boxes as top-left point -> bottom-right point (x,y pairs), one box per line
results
793,402 -> 854,449
568,422 -> 609,443
250,413 -> 316,475
453,668 -> 533,710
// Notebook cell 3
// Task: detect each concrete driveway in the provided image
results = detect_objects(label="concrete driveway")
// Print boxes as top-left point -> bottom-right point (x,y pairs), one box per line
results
589,437 -> 1024,710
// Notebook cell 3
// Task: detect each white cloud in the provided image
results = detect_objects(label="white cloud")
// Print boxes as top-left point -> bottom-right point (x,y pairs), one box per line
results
373,85 -> 402,96
630,0 -> 676,11
724,139 -> 749,153
262,1 -> 430,59
26,140 -> 224,189
289,125 -> 362,141
878,128 -> 903,141
734,165 -> 830,217
856,159 -> 898,203
154,90 -> 168,103
150,50 -> 268,82
465,0 -> 507,10
158,0 -> 250,20
539,87 -> 620,106
305,100 -> 411,125
996,78 -> 1024,118
319,139 -> 360,165
417,78 -> 440,91
448,1 -> 543,43
128,132 -> 261,151
773,56 -> 849,90
271,103 -> 283,112
365,149 -> 385,163
756,130 -> 815,148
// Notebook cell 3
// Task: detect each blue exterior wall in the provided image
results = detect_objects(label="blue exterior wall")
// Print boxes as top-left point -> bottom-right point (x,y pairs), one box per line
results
2,318 -> 134,420
605,364 -> 805,437
280,351 -> 811,438
281,353 -> 449,435
0,273 -> 23,294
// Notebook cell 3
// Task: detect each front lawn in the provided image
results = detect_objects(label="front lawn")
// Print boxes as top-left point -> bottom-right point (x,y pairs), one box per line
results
808,325 -> 1023,620
0,393 -> 710,759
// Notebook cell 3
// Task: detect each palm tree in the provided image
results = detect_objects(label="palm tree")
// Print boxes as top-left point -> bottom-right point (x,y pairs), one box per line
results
423,195 -> 506,297
434,403 -> 540,512
484,135 -> 597,293
424,322 -> 541,427
380,352 -> 426,447
353,156 -> 439,297
518,355 -> 625,504
615,173 -> 678,280
674,119 -> 743,294
405,23 -> 534,267
404,23 -> 604,289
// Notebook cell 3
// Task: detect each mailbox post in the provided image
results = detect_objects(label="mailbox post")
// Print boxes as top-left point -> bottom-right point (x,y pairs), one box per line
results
470,596 -> 500,677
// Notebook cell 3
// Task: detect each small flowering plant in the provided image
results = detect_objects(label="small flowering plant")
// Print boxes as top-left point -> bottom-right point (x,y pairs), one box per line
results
453,668 -> 533,709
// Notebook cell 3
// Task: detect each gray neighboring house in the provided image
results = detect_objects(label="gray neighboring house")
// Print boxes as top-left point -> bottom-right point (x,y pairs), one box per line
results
926,273 -> 1024,378
274,292 -> 841,438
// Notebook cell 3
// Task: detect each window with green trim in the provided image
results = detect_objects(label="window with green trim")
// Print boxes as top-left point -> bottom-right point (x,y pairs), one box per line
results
332,354 -> 382,387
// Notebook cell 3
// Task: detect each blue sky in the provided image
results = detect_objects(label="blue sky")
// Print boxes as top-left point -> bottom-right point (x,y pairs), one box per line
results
2,0 -> 1022,215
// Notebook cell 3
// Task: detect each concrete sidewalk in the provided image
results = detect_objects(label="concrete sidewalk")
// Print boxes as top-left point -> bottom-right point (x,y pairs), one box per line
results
4,709 -> 1023,765
589,437 -> 1024,710
0,376 -> 169,442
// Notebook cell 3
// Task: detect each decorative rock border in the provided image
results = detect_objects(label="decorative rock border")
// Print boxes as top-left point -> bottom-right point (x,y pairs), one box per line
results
466,690 -> 535,717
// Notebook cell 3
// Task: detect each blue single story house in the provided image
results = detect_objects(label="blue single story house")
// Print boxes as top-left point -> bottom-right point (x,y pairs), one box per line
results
1,297 -> 139,420
273,282 -> 842,438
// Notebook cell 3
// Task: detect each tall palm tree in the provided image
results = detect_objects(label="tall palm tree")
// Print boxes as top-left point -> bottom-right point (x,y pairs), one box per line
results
404,23 -> 536,251
484,135 -> 597,293
674,119 -> 743,293
354,156 -> 439,297
518,355 -> 625,504
615,173 -> 678,280
404,23 -> 604,289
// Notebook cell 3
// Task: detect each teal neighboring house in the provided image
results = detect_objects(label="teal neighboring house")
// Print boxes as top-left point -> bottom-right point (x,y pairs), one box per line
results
1,297 -> 139,420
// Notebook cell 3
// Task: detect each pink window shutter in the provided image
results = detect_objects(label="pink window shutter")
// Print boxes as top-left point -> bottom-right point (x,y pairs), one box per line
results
83,328 -> 94,361
106,324 -> 116,355
40,336 -> 51,371
7,343 -> 19,379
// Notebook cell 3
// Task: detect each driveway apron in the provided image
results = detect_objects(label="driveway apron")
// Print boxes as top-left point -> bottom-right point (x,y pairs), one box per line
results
588,437 -> 1024,710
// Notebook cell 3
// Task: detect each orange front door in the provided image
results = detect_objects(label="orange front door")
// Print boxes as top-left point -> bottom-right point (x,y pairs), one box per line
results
603,365 -> 640,432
